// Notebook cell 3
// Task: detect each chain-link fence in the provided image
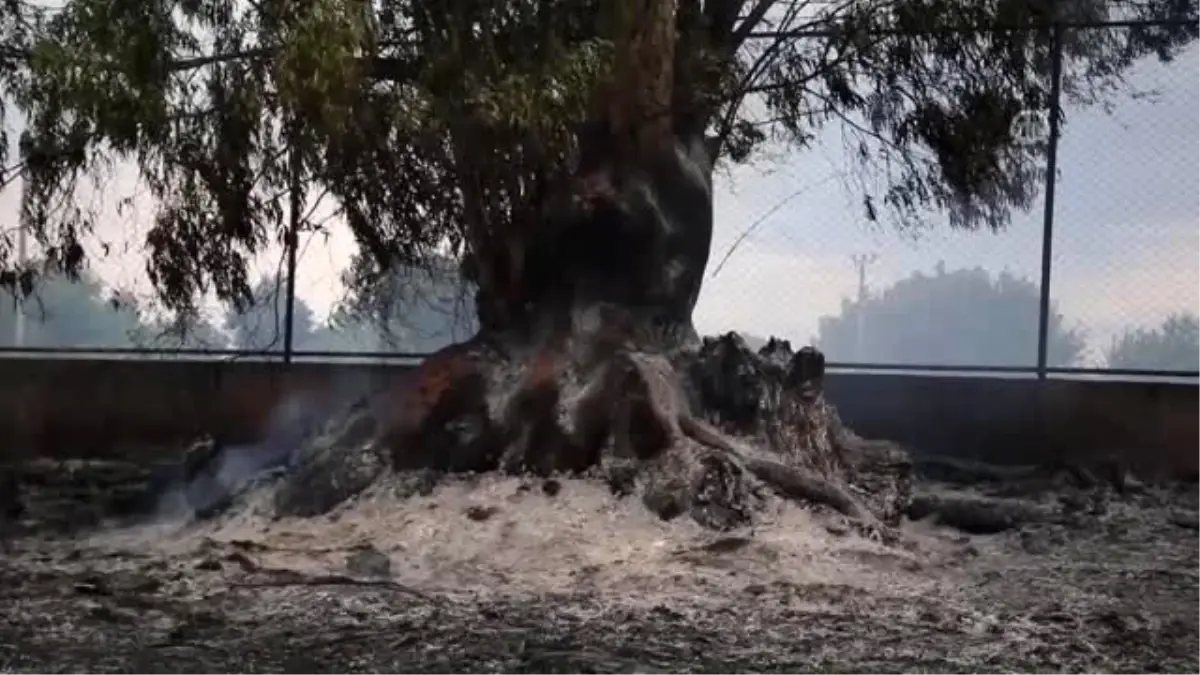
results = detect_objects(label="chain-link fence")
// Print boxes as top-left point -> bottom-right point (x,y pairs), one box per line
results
0,16 -> 1196,378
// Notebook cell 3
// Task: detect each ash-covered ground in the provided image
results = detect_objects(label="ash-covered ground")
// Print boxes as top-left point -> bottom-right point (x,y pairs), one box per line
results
1,459 -> 1197,673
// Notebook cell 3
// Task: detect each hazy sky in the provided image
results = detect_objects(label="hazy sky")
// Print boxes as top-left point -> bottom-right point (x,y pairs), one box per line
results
697,42 -> 1199,361
1,40 -> 1196,364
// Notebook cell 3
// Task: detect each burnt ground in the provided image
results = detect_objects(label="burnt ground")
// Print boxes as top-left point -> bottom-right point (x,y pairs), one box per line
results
0,459 -> 1197,673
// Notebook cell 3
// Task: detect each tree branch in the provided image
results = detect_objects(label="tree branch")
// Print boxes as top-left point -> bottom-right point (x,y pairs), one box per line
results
730,0 -> 783,48
704,0 -> 746,45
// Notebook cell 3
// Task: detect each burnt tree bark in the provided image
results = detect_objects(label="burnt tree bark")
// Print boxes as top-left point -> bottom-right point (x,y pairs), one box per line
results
159,0 -> 914,534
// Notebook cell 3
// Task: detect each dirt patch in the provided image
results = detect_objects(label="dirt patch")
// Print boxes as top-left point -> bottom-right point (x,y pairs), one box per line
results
1,465 -> 1196,673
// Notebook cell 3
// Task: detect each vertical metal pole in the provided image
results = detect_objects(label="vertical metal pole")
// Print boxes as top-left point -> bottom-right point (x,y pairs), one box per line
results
1036,22 -> 1065,379
282,126 -> 301,364
13,221 -> 27,348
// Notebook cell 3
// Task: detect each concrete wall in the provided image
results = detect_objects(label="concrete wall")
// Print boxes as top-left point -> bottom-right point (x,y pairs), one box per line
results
0,358 -> 1195,480
823,374 -> 1198,480
0,358 -> 410,462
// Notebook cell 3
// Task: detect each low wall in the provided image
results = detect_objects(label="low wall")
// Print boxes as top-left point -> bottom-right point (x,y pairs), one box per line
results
0,358 -> 407,461
823,374 -> 1198,480
0,358 -> 1195,480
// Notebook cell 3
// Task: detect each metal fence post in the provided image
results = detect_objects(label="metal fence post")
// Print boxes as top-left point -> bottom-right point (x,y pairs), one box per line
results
1036,21 -> 1066,380
283,126 -> 301,364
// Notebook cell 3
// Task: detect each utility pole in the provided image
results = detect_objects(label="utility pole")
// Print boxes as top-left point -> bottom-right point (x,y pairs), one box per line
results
13,180 -> 29,348
282,124 -> 302,364
850,253 -> 878,362
1035,22 -> 1065,380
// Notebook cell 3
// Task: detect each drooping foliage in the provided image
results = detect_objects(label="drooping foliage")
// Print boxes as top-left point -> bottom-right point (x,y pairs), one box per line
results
0,0 -> 1195,319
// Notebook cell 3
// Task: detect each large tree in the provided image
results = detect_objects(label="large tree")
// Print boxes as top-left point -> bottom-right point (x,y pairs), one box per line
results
0,268 -> 143,348
3,0 -> 1197,528
1105,312 -> 1200,372
814,264 -> 1087,368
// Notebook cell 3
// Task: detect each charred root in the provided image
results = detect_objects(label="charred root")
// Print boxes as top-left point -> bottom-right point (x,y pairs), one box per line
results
914,456 -> 1137,495
904,455 -> 1167,536
183,330 -> 908,535
904,493 -> 1051,534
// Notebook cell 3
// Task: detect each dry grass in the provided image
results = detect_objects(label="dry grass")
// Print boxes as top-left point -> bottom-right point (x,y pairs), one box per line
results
0,465 -> 1196,673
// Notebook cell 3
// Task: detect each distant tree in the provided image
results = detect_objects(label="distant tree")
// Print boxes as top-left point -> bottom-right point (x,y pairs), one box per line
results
1105,313 -> 1199,372
223,274 -> 318,352
814,264 -> 1087,368
304,307 -> 382,354
332,254 -> 477,354
0,270 -> 143,348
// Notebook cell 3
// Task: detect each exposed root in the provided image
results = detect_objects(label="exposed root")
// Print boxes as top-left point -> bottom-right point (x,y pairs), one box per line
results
559,345 -> 896,532
142,330 -> 913,538
906,492 -> 1050,534
742,458 -> 868,520
905,455 -> 1175,536
916,451 -> 1142,494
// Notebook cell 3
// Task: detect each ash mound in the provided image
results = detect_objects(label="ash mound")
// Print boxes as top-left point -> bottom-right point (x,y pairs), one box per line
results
111,472 -> 938,603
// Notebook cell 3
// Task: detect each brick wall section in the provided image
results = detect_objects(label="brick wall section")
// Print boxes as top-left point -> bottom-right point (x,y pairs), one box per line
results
0,358 -> 1194,480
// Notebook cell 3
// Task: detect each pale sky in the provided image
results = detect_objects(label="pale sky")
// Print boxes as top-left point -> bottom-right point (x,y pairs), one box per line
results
698,43 -> 1199,359
1,43 -> 1197,364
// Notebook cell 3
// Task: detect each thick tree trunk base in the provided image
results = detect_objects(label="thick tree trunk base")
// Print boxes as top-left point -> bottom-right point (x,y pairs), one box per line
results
164,329 -> 912,537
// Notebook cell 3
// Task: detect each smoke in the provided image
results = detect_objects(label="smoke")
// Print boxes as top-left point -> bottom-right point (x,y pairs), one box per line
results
149,439 -> 285,523
148,368 -> 380,523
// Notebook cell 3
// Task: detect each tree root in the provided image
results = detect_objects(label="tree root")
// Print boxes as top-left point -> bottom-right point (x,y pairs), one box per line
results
147,330 -> 913,538
571,347 -> 897,532
905,492 -> 1052,534
742,458 -> 868,520
915,455 -> 1145,497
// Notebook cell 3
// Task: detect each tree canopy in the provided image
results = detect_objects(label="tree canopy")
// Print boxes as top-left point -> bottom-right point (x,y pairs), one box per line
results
0,0 -> 1195,319
0,265 -> 225,349
813,263 -> 1087,368
0,269 -> 140,347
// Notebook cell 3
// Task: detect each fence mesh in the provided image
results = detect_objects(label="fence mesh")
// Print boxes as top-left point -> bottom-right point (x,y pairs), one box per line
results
1048,26 -> 1199,373
0,18 -> 1195,376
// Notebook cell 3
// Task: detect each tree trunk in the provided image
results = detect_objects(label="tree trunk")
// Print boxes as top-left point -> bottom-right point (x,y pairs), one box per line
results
259,131 -> 913,534
141,0 -> 913,535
